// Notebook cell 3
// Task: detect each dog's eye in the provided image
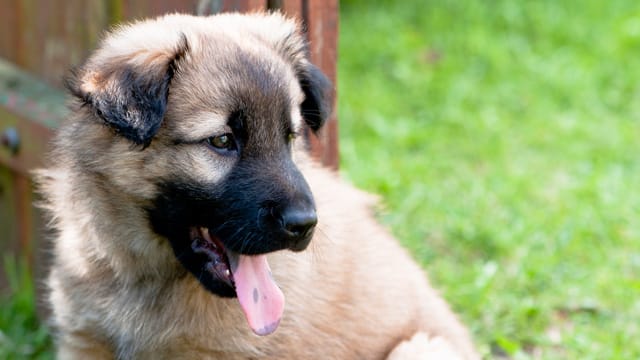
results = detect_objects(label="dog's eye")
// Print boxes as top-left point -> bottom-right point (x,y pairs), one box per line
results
287,131 -> 298,143
206,133 -> 237,152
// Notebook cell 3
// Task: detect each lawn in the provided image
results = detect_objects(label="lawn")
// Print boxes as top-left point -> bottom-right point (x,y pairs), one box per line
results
2,1 -> 640,359
339,0 -> 640,358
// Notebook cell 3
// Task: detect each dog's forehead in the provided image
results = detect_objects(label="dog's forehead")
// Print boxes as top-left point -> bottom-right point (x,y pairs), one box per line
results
166,36 -> 304,142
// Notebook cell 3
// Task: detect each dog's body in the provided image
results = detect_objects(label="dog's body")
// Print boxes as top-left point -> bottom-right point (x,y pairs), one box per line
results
37,13 -> 478,359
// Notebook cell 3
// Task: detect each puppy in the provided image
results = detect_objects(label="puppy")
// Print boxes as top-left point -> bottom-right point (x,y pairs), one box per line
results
36,12 -> 478,359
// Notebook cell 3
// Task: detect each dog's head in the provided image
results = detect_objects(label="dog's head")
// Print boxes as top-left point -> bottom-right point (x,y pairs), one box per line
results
64,13 -> 333,335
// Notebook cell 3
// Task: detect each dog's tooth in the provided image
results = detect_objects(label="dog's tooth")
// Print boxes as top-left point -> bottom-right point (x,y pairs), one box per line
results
200,227 -> 211,241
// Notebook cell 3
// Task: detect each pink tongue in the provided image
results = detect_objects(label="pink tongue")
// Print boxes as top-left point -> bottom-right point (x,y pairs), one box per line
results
231,255 -> 284,336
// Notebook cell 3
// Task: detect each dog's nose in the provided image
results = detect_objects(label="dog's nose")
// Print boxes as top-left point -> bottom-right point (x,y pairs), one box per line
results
279,207 -> 317,251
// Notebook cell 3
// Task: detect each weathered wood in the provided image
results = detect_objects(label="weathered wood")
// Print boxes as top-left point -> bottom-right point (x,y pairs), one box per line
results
0,59 -> 63,288
0,111 -> 53,176
273,0 -> 303,17
303,0 -> 339,169
0,168 -> 46,296
12,0 -> 92,87
0,167 -> 19,254
121,0 -> 196,19
0,59 -> 65,175
221,0 -> 267,11
85,2 -> 112,48
14,175 -> 33,262
0,59 -> 60,295
0,0 -> 18,64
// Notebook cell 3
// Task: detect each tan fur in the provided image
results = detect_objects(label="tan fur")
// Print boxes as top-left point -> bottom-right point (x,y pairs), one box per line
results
37,12 -> 478,360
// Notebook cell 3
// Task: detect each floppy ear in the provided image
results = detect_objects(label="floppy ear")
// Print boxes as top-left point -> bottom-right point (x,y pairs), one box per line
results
299,64 -> 334,133
67,34 -> 188,147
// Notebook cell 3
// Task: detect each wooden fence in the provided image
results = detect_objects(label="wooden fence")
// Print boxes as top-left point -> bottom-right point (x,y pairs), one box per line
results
0,0 -> 338,290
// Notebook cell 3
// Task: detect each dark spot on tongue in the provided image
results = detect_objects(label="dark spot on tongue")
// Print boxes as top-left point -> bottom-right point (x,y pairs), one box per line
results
255,320 -> 281,336
253,287 -> 259,304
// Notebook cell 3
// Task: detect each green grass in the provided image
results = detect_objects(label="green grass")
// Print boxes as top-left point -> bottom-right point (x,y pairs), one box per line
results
339,0 -> 640,358
0,256 -> 52,359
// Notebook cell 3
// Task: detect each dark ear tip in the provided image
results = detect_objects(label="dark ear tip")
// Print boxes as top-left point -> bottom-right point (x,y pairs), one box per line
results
300,64 -> 334,133
69,34 -> 190,147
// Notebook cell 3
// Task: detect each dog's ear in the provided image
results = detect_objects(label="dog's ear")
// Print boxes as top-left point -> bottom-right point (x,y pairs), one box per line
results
298,63 -> 333,133
236,13 -> 333,133
67,33 -> 189,147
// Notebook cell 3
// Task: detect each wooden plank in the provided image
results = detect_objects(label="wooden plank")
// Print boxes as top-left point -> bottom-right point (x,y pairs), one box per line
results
54,0 -> 90,85
0,166 -> 19,292
106,0 -> 124,23
222,0 -> 267,12
14,0 -> 36,75
83,2 -> 111,61
0,168 -> 47,301
0,167 -> 23,292
303,0 -> 339,169
121,0 -> 147,19
163,0 -> 199,14
0,59 -> 67,128
0,59 -> 64,175
0,0 -> 19,63
121,0 -> 198,19
305,0 -> 338,92
7,0 -> 102,88
273,0 -> 304,20
14,175 -> 33,264
120,0 -> 282,19
0,167 -> 18,253
282,1 -> 303,17
0,111 -> 52,175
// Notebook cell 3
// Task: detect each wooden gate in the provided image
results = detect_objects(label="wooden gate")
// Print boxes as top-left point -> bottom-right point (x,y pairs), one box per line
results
0,0 -> 338,289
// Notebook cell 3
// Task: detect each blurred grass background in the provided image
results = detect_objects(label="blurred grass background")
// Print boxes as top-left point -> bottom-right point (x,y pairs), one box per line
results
0,257 -> 51,359
1,0 -> 639,358
339,0 -> 640,358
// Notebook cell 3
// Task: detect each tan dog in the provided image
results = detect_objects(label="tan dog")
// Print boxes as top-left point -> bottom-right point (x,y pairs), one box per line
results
36,13 -> 478,359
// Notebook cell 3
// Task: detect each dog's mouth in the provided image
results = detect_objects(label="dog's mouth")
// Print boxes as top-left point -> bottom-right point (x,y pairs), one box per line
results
189,227 -> 285,336
190,227 -> 235,287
